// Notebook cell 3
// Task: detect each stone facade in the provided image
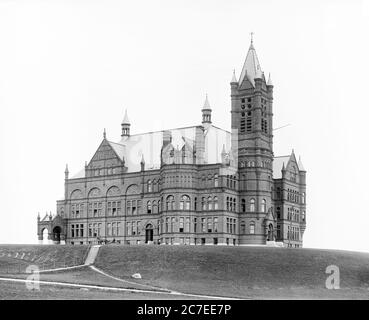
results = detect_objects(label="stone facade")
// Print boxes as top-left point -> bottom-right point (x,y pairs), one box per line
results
37,39 -> 306,247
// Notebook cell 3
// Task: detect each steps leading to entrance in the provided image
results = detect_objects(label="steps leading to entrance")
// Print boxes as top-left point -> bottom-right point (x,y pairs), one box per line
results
84,245 -> 101,265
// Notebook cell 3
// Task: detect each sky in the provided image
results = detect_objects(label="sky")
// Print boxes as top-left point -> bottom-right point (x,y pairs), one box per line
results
0,0 -> 368,252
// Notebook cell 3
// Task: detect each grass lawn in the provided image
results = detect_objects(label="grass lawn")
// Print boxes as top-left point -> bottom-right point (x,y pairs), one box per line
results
0,279 -> 194,300
95,245 -> 369,299
0,244 -> 88,273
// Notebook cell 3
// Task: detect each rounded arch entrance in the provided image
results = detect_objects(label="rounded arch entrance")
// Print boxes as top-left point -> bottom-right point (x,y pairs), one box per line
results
145,224 -> 154,244
52,226 -> 62,244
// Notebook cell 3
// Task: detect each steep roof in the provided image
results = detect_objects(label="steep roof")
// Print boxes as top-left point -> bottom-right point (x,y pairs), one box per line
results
239,41 -> 262,87
70,125 -> 231,178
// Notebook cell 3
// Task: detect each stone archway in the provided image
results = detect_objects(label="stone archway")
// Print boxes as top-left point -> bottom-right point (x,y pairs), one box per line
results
145,224 -> 154,244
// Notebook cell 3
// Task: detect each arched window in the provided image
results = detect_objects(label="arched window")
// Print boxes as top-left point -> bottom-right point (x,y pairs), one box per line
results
180,195 -> 190,210
226,197 -> 230,211
232,198 -> 236,212
158,200 -> 161,213
250,222 -> 255,234
241,199 -> 246,212
214,196 -> 218,210
202,197 -> 206,211
250,198 -> 255,212
208,196 -> 212,210
147,201 -> 152,214
152,200 -> 157,214
147,180 -> 152,192
214,174 -> 218,187
261,199 -> 266,213
302,192 -> 305,204
166,195 -> 175,210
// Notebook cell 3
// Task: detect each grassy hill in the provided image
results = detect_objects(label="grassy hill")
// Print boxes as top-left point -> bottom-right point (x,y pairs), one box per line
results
1,244 -> 368,299
95,245 -> 369,299
0,245 -> 88,273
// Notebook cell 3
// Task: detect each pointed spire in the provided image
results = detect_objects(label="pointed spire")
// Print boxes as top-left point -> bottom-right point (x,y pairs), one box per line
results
122,109 -> 130,125
298,156 -> 306,171
231,69 -> 238,83
103,128 -> 106,139
239,34 -> 262,86
202,94 -> 212,125
121,109 -> 131,137
203,94 -> 211,110
267,73 -> 273,86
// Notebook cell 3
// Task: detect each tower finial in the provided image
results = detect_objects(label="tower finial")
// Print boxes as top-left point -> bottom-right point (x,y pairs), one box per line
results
231,69 -> 237,83
250,32 -> 254,45
121,109 -> 131,137
103,128 -> 106,139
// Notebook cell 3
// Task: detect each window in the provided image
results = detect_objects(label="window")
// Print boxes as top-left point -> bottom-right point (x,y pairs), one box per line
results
152,200 -> 157,214
214,174 -> 218,187
250,222 -> 255,234
127,222 -> 131,236
179,217 -> 184,233
147,201 -> 152,214
261,199 -> 266,213
213,238 -> 218,245
107,223 -> 112,236
241,222 -> 246,234
250,199 -> 255,212
214,196 -> 218,210
207,218 -> 212,233
194,218 -> 197,233
208,196 -> 212,210
171,217 -> 175,233
166,196 -> 175,210
201,218 -> 206,232
302,192 -> 306,204
180,195 -> 190,210
108,201 -> 120,216
194,197 -> 197,211
276,207 -> 281,219
185,217 -> 190,232
213,217 -> 218,232
241,199 -> 246,212
202,197 -> 206,211
165,218 -> 169,233
147,180 -> 152,192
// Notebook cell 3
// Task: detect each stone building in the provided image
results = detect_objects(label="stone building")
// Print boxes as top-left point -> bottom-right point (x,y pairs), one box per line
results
37,38 -> 306,247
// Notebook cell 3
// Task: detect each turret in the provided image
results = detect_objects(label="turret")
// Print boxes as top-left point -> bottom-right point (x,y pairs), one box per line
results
201,94 -> 212,128
121,110 -> 131,137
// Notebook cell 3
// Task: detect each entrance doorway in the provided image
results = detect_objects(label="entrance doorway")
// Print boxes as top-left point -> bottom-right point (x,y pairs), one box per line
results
53,226 -> 61,244
145,224 -> 153,243
267,224 -> 274,241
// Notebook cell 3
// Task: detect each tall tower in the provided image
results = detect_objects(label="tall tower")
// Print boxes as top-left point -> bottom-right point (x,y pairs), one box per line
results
231,36 -> 275,244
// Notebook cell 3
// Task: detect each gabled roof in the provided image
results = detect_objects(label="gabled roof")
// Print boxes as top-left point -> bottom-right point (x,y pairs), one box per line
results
239,41 -> 262,87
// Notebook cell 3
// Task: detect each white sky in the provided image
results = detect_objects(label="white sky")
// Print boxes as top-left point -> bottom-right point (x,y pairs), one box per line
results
0,0 -> 368,252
